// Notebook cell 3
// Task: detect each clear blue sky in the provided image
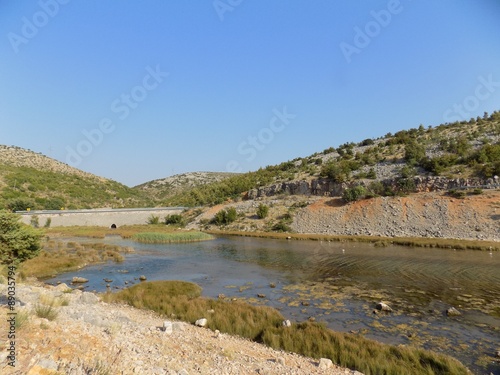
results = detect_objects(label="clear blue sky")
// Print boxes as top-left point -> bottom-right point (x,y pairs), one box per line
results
1,1 -> 500,186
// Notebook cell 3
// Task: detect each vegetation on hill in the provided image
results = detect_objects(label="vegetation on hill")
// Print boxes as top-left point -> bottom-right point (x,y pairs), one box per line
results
135,171 -> 237,200
163,111 -> 500,206
0,146 -> 153,210
1,111 -> 499,210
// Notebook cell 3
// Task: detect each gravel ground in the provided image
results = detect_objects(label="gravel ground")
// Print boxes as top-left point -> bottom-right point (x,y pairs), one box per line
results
0,282 -> 363,375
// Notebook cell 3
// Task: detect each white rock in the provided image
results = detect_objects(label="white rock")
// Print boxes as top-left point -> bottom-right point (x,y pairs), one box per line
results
376,302 -> 393,312
172,322 -> 185,332
282,319 -> 291,327
195,318 -> 207,327
163,321 -> 173,334
318,358 -> 333,369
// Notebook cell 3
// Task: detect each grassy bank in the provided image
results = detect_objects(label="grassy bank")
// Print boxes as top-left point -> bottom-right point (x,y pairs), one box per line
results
208,230 -> 500,251
132,231 -> 214,244
17,240 -> 133,279
103,281 -> 469,375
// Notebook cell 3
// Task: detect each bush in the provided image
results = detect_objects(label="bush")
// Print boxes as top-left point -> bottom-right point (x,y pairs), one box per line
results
44,218 -> 52,228
397,178 -> 416,195
214,207 -> 237,225
165,214 -> 185,227
342,186 -> 367,202
256,204 -> 269,219
272,222 -> 292,232
0,211 -> 42,264
146,215 -> 160,225
5,198 -> 35,212
367,181 -> 385,197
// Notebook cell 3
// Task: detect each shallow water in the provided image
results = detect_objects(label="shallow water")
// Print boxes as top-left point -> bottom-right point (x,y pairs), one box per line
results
46,236 -> 500,374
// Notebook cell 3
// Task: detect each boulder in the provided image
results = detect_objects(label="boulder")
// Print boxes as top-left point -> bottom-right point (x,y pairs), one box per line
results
72,277 -> 88,284
195,318 -> 207,327
282,319 -> 291,327
139,275 -> 147,281
54,283 -> 70,292
318,358 -> 333,369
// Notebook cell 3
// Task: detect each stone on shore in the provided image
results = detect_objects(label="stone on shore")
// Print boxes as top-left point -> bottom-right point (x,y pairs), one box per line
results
195,318 -> 207,327
318,358 -> 333,369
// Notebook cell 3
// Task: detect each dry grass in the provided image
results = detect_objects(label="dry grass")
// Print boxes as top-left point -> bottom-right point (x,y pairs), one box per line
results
19,240 -> 133,279
104,281 -> 469,375
207,230 -> 500,251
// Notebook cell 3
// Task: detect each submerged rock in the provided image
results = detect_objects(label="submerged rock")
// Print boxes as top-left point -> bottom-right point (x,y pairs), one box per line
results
376,302 -> 393,312
72,277 -> 88,284
446,307 -> 461,317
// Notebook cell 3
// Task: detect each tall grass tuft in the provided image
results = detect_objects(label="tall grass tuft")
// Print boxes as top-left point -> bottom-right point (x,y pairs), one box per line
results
34,302 -> 58,321
104,281 -> 469,375
132,231 -> 214,244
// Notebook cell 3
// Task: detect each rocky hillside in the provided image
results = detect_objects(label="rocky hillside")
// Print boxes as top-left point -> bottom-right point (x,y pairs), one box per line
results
0,145 -> 151,210
165,111 -> 500,207
135,172 -> 237,200
0,281 -> 358,375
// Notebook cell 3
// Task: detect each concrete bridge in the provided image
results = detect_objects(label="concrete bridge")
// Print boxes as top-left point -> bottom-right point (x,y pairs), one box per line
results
17,207 -> 186,227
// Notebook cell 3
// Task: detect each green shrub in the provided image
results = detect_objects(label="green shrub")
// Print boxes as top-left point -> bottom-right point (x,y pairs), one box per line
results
272,222 -> 292,232
471,188 -> 483,195
165,214 -> 185,227
0,211 -> 42,264
132,232 -> 214,243
397,178 -> 416,195
44,218 -> 52,228
214,207 -> 237,225
146,215 -> 160,225
256,204 -> 269,219
342,186 -> 367,203
5,198 -> 35,212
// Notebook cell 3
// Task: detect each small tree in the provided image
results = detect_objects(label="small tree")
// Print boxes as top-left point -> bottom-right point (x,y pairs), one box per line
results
256,204 -> 269,219
165,214 -> 185,227
342,185 -> 367,203
0,211 -> 42,264
213,207 -> 237,225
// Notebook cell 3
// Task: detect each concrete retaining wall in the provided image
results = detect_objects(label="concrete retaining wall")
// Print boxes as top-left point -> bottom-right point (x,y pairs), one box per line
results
17,207 -> 186,227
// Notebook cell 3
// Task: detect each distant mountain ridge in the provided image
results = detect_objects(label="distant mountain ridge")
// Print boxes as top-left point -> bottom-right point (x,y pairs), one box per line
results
135,172 -> 238,200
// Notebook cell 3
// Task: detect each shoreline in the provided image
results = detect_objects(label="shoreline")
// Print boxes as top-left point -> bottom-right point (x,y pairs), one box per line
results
206,229 -> 500,251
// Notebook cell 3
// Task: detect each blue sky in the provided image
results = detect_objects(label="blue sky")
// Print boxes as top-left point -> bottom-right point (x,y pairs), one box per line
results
1,1 -> 500,186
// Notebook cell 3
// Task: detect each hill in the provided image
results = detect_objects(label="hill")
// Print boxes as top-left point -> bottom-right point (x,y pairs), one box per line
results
0,145 -> 151,210
163,111 -> 500,206
135,171 -> 237,200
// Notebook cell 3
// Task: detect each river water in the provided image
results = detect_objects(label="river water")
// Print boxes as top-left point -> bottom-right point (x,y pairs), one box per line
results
46,236 -> 500,374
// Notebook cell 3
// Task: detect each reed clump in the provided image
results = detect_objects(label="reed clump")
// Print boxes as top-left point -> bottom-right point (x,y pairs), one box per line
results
104,281 -> 469,375
132,231 -> 214,244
